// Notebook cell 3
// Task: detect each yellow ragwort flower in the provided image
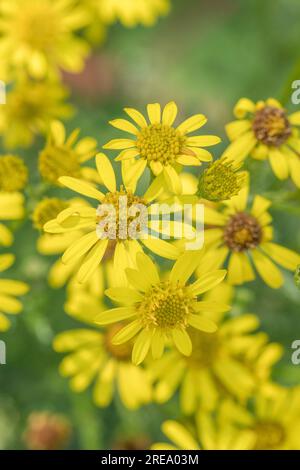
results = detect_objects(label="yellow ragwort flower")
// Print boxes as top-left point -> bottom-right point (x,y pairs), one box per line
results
0,253 -> 29,331
221,387 -> 300,450
0,192 -> 25,247
96,0 -> 170,27
103,101 -> 221,193
0,155 -> 28,193
151,282 -> 283,414
44,153 -> 183,284
53,323 -> 152,410
0,79 -> 72,149
203,184 -> 300,288
38,121 -> 99,185
151,411 -> 255,450
0,0 -> 90,79
96,251 -> 227,364
224,97 -> 300,187
197,157 -> 247,202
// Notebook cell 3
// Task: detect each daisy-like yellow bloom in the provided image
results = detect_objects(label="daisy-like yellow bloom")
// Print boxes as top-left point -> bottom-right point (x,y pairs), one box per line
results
38,121 -> 99,185
0,253 -> 29,331
53,323 -> 152,410
103,102 -> 221,193
96,251 -> 227,364
0,78 -> 72,149
0,192 -> 25,247
224,97 -> 300,187
96,0 -> 170,28
151,282 -> 282,414
0,0 -> 90,80
44,152 -> 184,284
203,184 -> 300,288
221,387 -> 300,450
152,412 -> 255,450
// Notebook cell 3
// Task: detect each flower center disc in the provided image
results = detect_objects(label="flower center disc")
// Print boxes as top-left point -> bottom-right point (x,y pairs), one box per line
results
224,212 -> 262,252
136,124 -> 185,164
17,5 -> 58,50
139,281 -> 194,329
39,146 -> 81,184
32,198 -> 68,230
252,106 -> 291,147
97,188 -> 147,241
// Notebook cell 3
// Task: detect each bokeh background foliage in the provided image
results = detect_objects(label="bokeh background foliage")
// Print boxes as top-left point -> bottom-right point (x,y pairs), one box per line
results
1,0 -> 300,449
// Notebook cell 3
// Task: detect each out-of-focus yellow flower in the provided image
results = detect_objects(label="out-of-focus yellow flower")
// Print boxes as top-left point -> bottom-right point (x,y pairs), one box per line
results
96,251 -> 227,364
203,183 -> 300,288
38,121 -> 99,185
224,98 -> 300,188
150,282 -> 282,414
221,386 -> 300,450
152,411 -> 255,450
0,253 -> 29,331
53,323 -> 152,409
103,102 -> 221,193
96,0 -> 170,28
0,192 -> 25,246
44,152 -> 184,284
0,155 -> 28,192
0,0 -> 90,80
0,79 -> 73,149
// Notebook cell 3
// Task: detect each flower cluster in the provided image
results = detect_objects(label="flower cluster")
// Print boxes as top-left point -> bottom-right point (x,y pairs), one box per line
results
0,6 -> 299,446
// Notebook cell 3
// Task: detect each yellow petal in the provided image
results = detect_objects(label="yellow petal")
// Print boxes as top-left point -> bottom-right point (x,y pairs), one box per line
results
62,231 -> 98,265
177,114 -> 207,134
147,103 -> 161,124
169,250 -> 201,284
132,329 -> 152,365
77,239 -> 108,283
109,118 -> 138,135
111,319 -> 142,345
188,314 -> 217,333
103,138 -> 135,150
95,307 -> 136,325
233,98 -> 256,118
261,242 -> 300,271
50,120 -> 66,145
162,421 -> 199,450
163,165 -> 182,194
269,149 -> 289,180
96,153 -> 116,192
136,252 -> 160,285
59,176 -> 104,201
124,107 -> 148,128
227,252 -> 255,285
141,237 -> 180,260
187,270 -> 227,296
172,328 -> 192,356
251,249 -> 283,289
225,120 -> 251,141
187,135 -> 221,147
162,101 -> 178,126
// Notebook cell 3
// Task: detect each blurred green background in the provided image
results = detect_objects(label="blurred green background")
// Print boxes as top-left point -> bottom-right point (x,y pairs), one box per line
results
1,0 -> 300,449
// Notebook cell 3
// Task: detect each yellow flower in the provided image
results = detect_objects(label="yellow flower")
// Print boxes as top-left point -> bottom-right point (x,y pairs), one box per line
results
151,282 -> 282,414
0,253 -> 29,331
221,387 -> 300,450
203,184 -> 300,288
96,251 -> 227,364
0,192 -> 25,246
197,157 -> 247,202
0,155 -> 28,192
97,0 -> 170,28
224,97 -> 300,187
53,324 -> 152,410
152,412 -> 255,450
103,101 -> 221,193
38,121 -> 99,185
0,79 -> 72,149
44,153 -> 184,284
0,0 -> 90,79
